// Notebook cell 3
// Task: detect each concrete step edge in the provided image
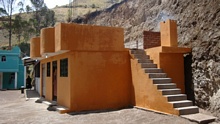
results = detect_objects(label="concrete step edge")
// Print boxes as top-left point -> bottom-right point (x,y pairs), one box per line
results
152,78 -> 172,81
159,88 -> 181,91
164,94 -> 187,97
176,106 -> 198,110
169,100 -> 192,104
152,78 -> 172,80
155,83 -> 176,86
155,83 -> 177,89
148,73 -> 167,75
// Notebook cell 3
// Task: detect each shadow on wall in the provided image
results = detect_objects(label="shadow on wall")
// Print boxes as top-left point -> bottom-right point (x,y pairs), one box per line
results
184,53 -> 195,105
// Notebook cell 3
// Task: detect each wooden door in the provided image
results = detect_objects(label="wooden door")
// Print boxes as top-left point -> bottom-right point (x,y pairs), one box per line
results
52,61 -> 57,101
42,64 -> 46,97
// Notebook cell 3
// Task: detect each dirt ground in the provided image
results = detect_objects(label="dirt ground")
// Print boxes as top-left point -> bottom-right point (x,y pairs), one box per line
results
0,90 -> 218,124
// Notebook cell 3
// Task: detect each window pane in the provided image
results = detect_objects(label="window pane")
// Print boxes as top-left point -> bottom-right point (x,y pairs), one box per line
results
1,56 -> 6,62
60,58 -> 68,77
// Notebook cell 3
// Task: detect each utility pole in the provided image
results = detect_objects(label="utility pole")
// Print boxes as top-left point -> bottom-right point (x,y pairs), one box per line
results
69,0 -> 73,19
75,0 -> 78,16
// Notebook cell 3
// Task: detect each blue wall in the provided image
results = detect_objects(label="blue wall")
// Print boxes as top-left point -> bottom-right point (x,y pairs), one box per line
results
0,47 -> 20,72
3,72 -> 15,89
0,47 -> 25,89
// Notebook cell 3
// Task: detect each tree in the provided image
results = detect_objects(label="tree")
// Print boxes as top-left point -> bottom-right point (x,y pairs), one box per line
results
30,0 -> 45,36
12,14 -> 34,43
12,15 -> 23,43
18,42 -> 30,56
0,0 -> 18,50
30,0 -> 56,36
12,1 -> 34,44
17,1 -> 24,13
25,5 -> 32,13
22,20 -> 34,42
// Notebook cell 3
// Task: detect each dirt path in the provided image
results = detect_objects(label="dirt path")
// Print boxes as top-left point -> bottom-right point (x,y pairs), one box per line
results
0,90 -> 217,124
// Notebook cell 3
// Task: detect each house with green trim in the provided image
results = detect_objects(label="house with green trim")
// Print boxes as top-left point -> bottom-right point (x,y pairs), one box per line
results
0,46 -> 25,90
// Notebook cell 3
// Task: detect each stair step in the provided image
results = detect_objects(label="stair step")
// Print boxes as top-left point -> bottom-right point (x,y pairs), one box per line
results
138,59 -> 153,63
165,94 -> 187,101
156,83 -> 176,89
134,54 -> 150,59
145,68 -> 162,73
141,63 -> 157,68
130,50 -> 145,54
152,78 -> 172,84
148,73 -> 167,78
176,106 -> 199,115
169,100 -> 193,108
160,88 -> 181,95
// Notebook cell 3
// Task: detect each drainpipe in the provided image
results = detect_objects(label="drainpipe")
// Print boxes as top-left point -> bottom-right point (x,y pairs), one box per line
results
136,40 -> 139,49
24,66 -> 26,88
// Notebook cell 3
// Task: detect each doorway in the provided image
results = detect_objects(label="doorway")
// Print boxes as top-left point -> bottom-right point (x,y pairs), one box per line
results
184,53 -> 195,105
52,61 -> 57,101
42,64 -> 46,97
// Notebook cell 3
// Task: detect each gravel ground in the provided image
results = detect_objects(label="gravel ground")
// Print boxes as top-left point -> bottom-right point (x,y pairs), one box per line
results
0,90 -> 217,124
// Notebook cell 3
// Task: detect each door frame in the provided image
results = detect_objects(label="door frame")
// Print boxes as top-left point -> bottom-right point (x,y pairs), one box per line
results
52,61 -> 57,101
42,64 -> 46,97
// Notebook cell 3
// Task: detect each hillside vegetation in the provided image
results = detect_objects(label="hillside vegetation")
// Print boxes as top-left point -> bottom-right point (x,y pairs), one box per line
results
0,0 -> 121,47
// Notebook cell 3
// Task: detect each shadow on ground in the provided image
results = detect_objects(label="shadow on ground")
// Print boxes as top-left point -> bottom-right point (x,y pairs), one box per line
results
68,107 -> 133,116
26,89 -> 40,99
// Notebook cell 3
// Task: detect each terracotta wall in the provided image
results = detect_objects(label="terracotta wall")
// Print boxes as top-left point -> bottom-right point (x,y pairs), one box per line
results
37,23 -> 131,111
69,50 -> 132,111
40,52 -> 71,108
30,37 -> 41,58
45,76 -> 53,101
146,46 -> 191,93
160,20 -> 178,47
40,27 -> 55,56
143,31 -> 161,49
160,53 -> 185,93
55,23 -> 124,52
130,58 -> 179,115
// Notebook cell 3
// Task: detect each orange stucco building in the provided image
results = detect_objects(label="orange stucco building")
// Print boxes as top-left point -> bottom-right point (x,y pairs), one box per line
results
30,20 -> 198,116
31,24 -> 132,113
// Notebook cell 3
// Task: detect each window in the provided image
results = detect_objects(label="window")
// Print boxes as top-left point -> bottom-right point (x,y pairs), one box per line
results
47,62 -> 50,77
60,58 -> 68,77
1,56 -> 6,62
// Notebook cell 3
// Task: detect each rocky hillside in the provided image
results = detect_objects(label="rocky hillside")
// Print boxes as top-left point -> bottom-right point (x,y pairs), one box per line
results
80,0 -> 220,117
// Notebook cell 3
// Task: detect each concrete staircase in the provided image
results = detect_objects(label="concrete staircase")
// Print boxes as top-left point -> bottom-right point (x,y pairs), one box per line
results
130,49 -> 199,115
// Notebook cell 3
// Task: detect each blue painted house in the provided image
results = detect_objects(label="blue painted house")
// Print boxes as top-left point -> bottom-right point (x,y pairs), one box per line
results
0,46 -> 25,90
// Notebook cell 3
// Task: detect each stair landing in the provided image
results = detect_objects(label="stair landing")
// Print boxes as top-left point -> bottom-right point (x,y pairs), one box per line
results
181,113 -> 216,124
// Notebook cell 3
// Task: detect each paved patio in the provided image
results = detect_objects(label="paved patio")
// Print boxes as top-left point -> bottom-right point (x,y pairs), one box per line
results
0,90 -> 218,124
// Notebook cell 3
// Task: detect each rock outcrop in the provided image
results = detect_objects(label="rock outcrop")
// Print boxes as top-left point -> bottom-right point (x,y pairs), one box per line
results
79,0 -> 220,117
